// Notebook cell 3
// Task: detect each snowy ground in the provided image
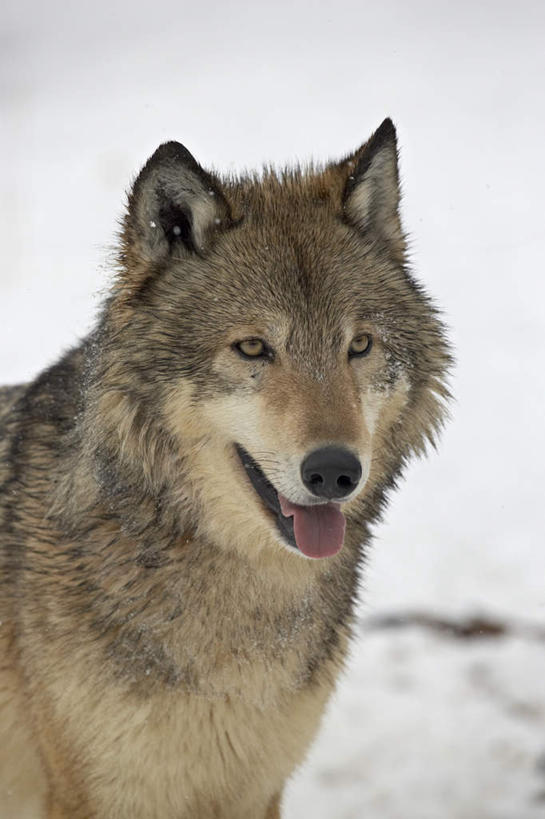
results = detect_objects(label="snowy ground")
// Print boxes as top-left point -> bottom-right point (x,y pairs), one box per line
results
287,621 -> 545,819
2,0 -> 545,816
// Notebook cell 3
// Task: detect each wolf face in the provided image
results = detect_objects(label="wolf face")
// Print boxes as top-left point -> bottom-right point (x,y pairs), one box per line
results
91,120 -> 450,566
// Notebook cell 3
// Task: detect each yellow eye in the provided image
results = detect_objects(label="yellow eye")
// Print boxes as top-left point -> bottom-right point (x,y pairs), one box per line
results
349,334 -> 372,358
235,338 -> 268,359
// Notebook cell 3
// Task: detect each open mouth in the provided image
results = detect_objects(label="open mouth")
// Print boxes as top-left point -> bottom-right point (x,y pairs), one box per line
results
235,444 -> 346,559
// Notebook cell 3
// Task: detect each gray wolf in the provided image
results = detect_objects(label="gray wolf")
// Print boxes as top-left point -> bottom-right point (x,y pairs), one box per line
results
0,119 -> 451,818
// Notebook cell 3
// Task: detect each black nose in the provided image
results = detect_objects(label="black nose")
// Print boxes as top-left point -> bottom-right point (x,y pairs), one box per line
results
301,446 -> 362,500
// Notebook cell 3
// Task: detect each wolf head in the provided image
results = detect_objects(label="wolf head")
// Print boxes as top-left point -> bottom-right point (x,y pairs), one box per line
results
91,120 -> 450,565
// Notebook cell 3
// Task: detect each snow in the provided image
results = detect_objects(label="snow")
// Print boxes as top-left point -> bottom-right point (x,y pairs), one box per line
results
287,625 -> 545,819
2,0 -> 545,815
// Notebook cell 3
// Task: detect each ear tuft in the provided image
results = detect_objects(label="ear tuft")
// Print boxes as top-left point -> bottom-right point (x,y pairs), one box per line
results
343,118 -> 405,255
125,141 -> 233,264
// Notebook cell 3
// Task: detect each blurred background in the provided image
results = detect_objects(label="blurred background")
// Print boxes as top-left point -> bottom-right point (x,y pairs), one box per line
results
2,1 -> 545,815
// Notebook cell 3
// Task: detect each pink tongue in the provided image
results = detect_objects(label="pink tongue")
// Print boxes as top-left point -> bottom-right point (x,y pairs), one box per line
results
278,494 -> 346,559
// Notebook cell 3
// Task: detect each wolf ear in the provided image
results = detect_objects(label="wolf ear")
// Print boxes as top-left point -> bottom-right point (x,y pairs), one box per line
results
125,141 -> 233,264
342,119 -> 404,253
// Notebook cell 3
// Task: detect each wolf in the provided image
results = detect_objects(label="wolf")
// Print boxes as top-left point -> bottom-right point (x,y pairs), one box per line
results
0,119 -> 450,818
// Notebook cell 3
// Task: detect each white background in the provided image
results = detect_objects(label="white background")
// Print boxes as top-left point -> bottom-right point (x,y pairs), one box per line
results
2,1 -> 545,815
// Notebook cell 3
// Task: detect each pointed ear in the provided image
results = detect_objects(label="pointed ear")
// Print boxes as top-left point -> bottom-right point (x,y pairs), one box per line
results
342,119 -> 405,254
124,141 -> 233,264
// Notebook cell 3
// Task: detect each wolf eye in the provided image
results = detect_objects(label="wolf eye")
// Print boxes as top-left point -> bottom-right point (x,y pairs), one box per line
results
233,338 -> 271,360
349,334 -> 373,358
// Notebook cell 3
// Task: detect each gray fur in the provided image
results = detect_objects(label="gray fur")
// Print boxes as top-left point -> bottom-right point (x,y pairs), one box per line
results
0,119 -> 451,818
